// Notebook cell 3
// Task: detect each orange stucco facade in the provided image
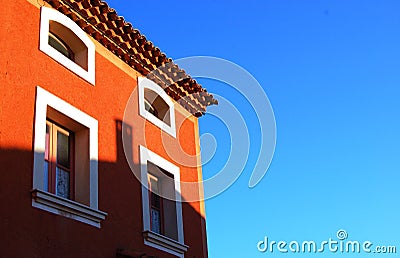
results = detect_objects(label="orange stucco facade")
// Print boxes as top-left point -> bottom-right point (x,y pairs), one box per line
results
0,0 -> 208,257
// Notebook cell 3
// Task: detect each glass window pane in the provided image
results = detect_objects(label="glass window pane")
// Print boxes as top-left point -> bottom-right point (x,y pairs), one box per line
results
48,33 -> 72,59
151,192 -> 161,209
151,208 -> 161,234
57,130 -> 70,168
56,167 -> 70,199
145,99 -> 158,118
43,160 -> 49,192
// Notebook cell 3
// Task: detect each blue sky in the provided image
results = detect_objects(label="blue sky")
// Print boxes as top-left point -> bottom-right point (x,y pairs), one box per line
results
107,1 -> 400,257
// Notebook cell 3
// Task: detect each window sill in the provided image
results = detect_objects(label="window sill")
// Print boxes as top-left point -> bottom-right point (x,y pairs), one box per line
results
143,230 -> 188,257
31,189 -> 107,228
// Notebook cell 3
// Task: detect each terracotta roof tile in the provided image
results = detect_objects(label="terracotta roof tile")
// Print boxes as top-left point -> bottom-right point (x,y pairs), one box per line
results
44,0 -> 217,116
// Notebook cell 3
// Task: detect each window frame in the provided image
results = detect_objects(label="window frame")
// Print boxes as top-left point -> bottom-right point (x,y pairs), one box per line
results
32,86 -> 106,228
138,77 -> 176,137
148,173 -> 164,235
140,146 -> 187,257
44,120 -> 75,200
39,6 -> 95,85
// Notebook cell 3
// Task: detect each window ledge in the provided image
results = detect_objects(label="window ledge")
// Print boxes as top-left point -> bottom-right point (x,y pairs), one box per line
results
143,230 -> 188,256
31,189 -> 107,228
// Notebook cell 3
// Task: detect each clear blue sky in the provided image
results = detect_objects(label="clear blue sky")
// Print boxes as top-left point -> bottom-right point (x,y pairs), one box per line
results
107,1 -> 400,257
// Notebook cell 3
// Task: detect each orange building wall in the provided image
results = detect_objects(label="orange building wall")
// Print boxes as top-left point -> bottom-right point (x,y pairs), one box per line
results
0,0 -> 207,257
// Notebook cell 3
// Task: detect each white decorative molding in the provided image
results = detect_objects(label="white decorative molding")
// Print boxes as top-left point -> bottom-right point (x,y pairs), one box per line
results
32,86 -> 106,227
143,231 -> 188,258
139,146 -> 186,256
138,77 -> 176,137
39,6 -> 95,85
32,189 -> 107,228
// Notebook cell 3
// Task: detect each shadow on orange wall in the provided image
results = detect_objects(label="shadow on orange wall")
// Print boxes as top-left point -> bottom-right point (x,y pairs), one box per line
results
0,120 -> 207,258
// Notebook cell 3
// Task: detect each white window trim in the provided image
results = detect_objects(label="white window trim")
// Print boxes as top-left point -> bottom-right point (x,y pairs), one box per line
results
31,189 -> 106,227
138,77 -> 176,137
32,86 -> 106,227
140,146 -> 187,257
39,6 -> 95,85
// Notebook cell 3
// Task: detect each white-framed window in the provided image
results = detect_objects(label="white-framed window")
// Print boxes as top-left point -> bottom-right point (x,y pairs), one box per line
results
138,77 -> 176,137
39,6 -> 95,85
32,86 -> 106,227
140,146 -> 188,257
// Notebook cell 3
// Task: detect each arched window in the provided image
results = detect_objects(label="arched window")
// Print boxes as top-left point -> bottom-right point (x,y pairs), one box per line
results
47,20 -> 89,71
139,77 -> 176,137
40,7 -> 95,85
